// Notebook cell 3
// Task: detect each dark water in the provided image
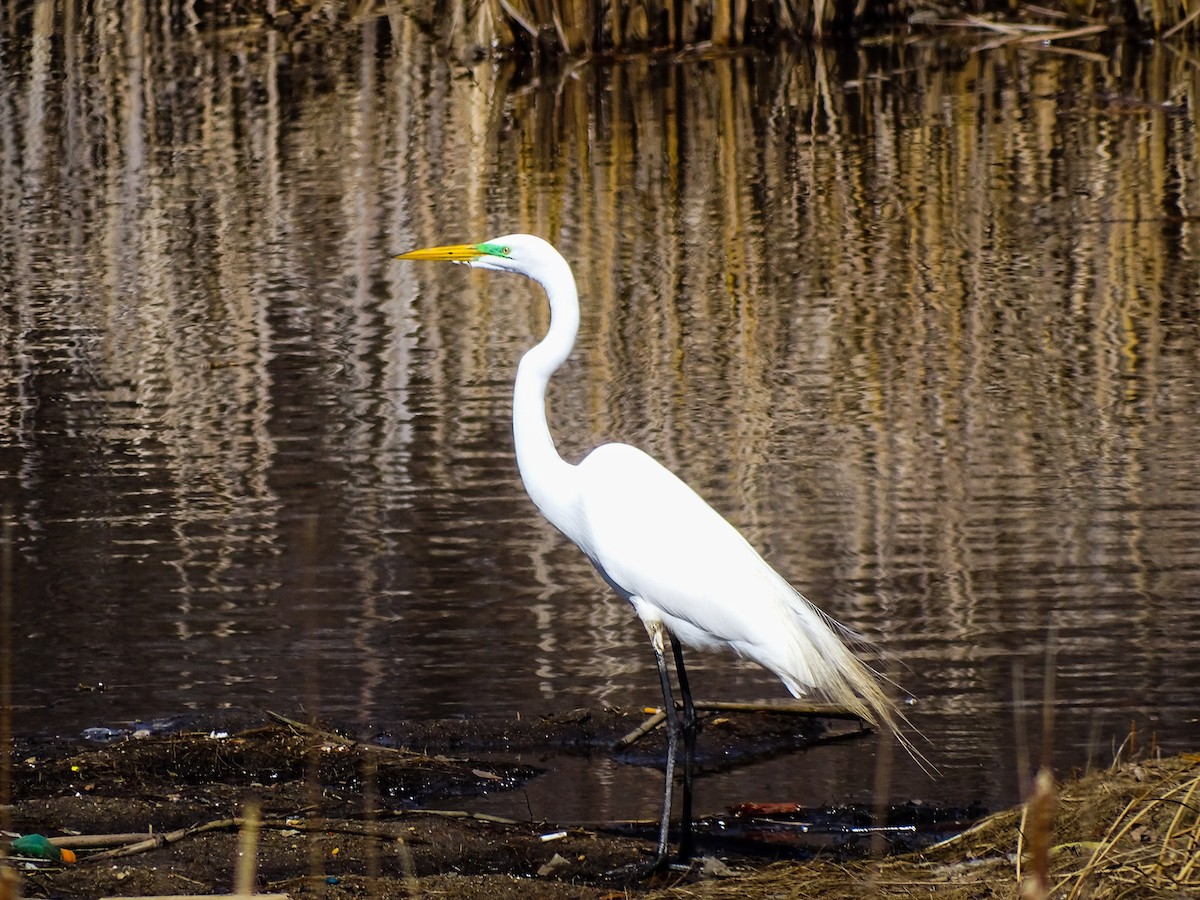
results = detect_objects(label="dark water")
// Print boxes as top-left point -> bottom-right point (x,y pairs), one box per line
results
2,10 -> 1199,823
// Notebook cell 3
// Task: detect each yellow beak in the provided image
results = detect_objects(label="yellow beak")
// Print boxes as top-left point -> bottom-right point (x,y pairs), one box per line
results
394,243 -> 482,262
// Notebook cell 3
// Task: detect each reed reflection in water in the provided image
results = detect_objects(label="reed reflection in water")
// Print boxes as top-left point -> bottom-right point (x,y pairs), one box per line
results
1,11 -> 1198,817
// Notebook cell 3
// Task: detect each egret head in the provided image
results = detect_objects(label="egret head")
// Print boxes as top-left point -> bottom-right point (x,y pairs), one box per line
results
395,233 -> 564,284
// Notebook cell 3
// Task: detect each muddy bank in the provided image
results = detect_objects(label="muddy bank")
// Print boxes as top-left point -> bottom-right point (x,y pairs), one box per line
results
3,711 -> 1196,898
3,707 -> 883,898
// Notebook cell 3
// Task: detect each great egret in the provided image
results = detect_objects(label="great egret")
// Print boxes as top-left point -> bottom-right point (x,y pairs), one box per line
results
396,234 -> 907,866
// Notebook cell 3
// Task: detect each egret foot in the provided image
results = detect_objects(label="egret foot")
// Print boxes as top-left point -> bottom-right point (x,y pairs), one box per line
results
602,850 -> 696,883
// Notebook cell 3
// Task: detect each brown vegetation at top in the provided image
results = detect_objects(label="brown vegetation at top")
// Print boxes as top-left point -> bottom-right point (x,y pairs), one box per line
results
384,0 -> 1198,59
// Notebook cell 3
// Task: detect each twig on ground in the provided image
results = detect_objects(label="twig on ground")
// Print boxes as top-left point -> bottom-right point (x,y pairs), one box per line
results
84,818 -> 247,863
614,710 -> 667,749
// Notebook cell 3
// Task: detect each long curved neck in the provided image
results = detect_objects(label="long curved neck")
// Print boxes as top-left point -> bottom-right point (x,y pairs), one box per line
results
512,258 -> 581,531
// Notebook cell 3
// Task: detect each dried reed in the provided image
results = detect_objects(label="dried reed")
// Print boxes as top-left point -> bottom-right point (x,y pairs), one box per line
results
393,0 -> 1198,57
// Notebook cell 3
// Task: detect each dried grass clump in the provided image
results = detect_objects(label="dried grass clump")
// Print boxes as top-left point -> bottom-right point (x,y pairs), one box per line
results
647,754 -> 1200,900
1052,755 -> 1200,898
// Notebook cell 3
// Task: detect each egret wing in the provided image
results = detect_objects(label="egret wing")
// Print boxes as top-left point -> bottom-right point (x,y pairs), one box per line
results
575,445 -> 817,663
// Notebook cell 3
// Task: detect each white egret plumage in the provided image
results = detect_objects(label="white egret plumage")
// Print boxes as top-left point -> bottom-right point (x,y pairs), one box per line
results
396,234 -> 911,866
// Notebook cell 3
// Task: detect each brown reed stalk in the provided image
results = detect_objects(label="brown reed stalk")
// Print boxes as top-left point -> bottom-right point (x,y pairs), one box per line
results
234,801 -> 262,896
0,514 -> 12,900
1019,769 -> 1056,899
0,514 -> 10,840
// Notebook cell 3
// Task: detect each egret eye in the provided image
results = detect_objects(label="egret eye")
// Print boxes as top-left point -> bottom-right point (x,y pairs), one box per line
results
501,246 -> 511,256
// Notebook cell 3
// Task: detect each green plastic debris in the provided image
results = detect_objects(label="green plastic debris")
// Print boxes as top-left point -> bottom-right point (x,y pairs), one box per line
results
10,833 -> 77,863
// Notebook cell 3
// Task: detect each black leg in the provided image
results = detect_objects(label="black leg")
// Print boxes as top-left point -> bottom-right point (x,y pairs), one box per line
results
671,636 -> 697,861
650,633 -> 680,868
